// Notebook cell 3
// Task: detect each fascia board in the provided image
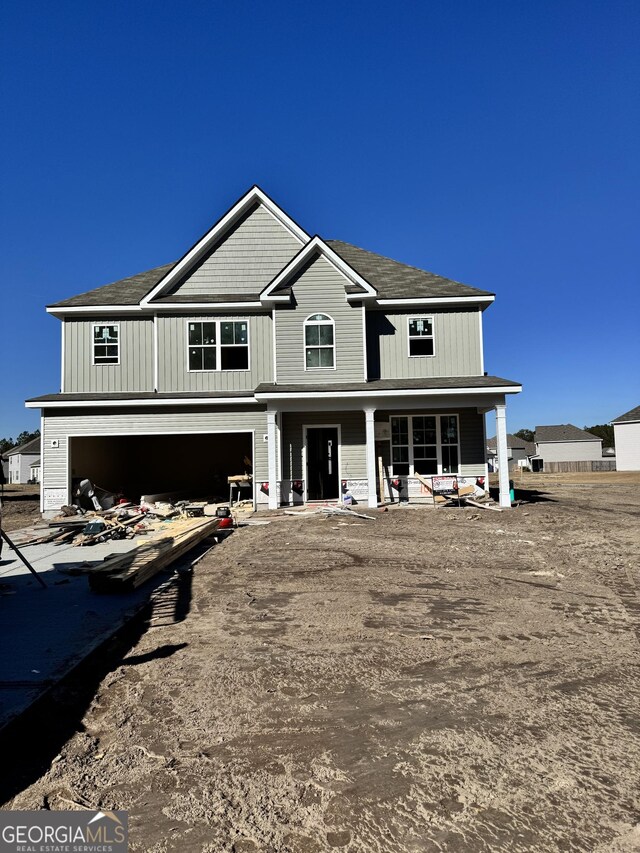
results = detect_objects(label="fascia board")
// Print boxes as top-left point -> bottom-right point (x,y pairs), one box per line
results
376,295 -> 495,307
261,236 -> 377,299
47,302 -> 267,316
255,385 -> 522,401
47,305 -> 147,316
26,396 -> 259,409
141,187 -> 310,306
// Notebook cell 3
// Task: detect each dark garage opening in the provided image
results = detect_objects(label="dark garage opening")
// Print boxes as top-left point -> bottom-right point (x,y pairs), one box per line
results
70,433 -> 253,504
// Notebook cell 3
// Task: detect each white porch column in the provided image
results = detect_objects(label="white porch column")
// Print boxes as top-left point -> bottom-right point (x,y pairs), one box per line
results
364,408 -> 378,508
495,403 -> 511,508
266,409 -> 278,510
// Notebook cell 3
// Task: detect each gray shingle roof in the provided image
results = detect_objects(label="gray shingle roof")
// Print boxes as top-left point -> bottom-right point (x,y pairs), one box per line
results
486,433 -> 528,450
46,240 -> 494,308
611,405 -> 640,424
26,391 -> 255,404
27,377 -> 520,406
256,376 -> 520,394
48,263 -> 177,308
535,424 -> 602,443
6,437 -> 41,455
326,240 -> 494,300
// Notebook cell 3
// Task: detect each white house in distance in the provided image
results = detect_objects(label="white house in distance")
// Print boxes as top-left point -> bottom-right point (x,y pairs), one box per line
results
532,424 -> 602,471
611,405 -> 640,471
6,437 -> 41,484
29,458 -> 42,483
25,186 -> 522,510
486,434 -> 535,472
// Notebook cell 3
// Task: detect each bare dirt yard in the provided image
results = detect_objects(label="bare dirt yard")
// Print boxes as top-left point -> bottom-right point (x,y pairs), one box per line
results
0,484 -> 41,531
3,473 -> 640,852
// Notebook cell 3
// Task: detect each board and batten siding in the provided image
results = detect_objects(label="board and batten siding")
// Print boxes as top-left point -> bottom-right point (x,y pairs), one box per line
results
167,203 -> 301,298
157,313 -> 273,392
375,407 -> 486,477
536,440 -> 602,463
367,309 -> 482,380
64,318 -> 154,393
41,406 -> 270,506
613,422 -> 640,471
275,255 -> 365,384
281,411 -> 367,480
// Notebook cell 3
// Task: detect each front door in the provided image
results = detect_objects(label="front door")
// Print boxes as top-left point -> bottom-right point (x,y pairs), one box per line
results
306,427 -> 339,501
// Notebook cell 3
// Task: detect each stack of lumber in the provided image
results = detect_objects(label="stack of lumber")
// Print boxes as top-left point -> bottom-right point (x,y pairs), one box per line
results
88,517 -> 220,593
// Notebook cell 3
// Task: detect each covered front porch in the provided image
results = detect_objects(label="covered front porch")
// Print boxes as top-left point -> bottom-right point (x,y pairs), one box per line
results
256,377 -> 521,510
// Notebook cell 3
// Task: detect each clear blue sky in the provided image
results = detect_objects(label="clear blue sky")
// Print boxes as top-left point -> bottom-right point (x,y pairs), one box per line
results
1,0 -> 638,440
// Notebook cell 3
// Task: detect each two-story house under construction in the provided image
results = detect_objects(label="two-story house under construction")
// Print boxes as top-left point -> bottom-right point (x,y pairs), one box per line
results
26,187 -> 521,512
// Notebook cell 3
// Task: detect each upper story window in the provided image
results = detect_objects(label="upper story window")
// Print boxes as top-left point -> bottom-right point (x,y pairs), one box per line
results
408,317 -> 434,357
304,314 -> 335,369
188,320 -> 249,371
93,324 -> 119,365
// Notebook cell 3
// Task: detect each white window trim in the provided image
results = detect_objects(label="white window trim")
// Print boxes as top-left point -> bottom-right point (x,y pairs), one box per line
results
303,313 -> 336,371
186,318 -> 251,373
389,413 -> 460,476
92,323 -> 120,367
407,316 -> 435,358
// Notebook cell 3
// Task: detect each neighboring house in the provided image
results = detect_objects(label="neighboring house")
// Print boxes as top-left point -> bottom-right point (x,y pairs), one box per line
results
486,434 -> 532,472
532,424 -> 603,471
6,437 -> 41,484
611,405 -> 640,471
26,186 -> 521,511
29,458 -> 42,483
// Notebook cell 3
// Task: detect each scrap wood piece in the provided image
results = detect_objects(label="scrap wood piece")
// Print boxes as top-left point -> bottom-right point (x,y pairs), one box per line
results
88,517 -> 219,592
320,506 -> 374,521
465,497 -> 503,512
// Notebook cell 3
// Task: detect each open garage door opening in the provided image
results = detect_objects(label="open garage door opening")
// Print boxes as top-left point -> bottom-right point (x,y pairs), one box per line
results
69,433 -> 253,506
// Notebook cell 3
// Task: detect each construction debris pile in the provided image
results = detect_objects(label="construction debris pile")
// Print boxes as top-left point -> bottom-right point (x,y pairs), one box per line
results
13,499 -> 241,594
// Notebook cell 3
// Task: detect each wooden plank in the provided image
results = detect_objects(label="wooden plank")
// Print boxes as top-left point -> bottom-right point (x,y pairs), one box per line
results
88,518 -> 220,593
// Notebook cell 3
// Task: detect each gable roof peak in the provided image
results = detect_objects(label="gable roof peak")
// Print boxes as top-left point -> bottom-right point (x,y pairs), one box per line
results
140,186 -> 310,305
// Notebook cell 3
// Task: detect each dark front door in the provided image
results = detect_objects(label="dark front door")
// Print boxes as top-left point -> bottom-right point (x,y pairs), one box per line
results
306,427 -> 339,501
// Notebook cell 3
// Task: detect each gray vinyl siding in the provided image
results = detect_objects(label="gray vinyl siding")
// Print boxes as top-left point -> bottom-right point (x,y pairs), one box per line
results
367,309 -> 482,380
168,204 -> 301,298
64,318 -> 154,393
41,406 -> 270,506
157,313 -> 273,392
614,422 -> 640,471
275,255 -> 365,384
536,440 -> 602,463
281,411 -> 367,480
375,407 -> 486,477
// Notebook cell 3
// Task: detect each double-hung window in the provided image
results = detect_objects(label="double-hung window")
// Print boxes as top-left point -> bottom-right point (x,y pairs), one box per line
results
390,414 -> 459,475
304,314 -> 335,369
188,322 -> 217,371
93,324 -> 119,365
408,317 -> 434,357
188,320 -> 249,371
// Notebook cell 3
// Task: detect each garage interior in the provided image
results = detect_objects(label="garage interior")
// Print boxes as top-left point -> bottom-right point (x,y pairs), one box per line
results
69,433 -> 253,504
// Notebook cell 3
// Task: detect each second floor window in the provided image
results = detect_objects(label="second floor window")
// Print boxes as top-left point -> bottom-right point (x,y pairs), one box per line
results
305,314 -> 335,369
408,317 -> 434,356
93,324 -> 119,365
188,320 -> 249,371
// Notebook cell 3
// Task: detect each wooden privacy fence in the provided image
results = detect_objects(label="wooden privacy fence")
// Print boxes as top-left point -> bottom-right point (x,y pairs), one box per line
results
544,460 -> 616,473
